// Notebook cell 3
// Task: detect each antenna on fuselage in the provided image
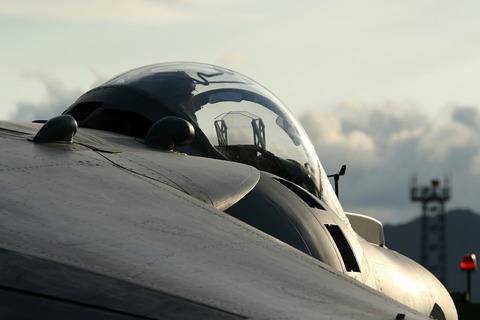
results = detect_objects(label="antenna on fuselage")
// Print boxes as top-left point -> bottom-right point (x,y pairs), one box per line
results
328,165 -> 347,198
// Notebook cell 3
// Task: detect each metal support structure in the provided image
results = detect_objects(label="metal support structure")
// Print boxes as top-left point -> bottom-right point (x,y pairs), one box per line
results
410,177 -> 450,285
251,118 -> 266,149
214,119 -> 228,146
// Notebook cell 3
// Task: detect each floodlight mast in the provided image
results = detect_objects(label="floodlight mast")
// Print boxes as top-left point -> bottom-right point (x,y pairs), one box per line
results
410,177 -> 450,285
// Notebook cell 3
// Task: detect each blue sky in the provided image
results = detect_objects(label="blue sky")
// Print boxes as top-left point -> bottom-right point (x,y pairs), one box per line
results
2,1 -> 480,223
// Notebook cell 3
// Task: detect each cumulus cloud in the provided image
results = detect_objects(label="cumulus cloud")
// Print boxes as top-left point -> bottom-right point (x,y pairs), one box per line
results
300,111 -> 380,169
451,106 -> 480,129
10,73 -> 83,121
300,102 -> 480,224
417,120 -> 474,161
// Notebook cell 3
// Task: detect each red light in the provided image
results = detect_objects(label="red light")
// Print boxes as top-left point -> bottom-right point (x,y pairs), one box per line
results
460,254 -> 477,271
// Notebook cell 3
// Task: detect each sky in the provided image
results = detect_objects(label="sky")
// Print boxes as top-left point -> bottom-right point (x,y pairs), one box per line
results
2,0 -> 480,224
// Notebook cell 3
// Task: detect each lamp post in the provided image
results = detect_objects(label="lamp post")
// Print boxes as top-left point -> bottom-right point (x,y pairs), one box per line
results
460,253 -> 477,302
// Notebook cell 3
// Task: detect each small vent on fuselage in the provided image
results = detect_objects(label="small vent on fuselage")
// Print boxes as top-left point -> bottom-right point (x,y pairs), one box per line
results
325,224 -> 361,272
65,102 -> 103,122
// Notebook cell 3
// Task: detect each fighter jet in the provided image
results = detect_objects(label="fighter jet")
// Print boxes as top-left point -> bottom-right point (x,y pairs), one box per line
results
0,63 -> 457,319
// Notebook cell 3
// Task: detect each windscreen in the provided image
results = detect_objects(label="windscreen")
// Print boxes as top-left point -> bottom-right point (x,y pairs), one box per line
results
101,62 -> 344,215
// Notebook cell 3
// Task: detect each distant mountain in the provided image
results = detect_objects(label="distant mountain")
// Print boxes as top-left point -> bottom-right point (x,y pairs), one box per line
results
384,209 -> 480,302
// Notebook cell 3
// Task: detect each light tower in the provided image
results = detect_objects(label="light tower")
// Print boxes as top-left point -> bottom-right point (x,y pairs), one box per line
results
410,177 -> 451,284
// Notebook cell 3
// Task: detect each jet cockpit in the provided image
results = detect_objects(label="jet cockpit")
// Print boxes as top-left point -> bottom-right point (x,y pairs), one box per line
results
63,62 -> 344,216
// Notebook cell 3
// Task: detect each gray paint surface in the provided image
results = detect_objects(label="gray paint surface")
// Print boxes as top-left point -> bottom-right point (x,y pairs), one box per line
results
0,123 -> 430,319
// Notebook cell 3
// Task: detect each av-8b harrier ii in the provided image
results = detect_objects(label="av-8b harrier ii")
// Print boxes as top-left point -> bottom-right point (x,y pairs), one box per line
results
0,63 -> 457,320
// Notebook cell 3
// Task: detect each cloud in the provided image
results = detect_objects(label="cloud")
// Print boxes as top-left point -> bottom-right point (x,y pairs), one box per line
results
300,101 -> 428,170
0,0 -> 188,24
300,111 -> 379,169
451,106 -> 480,130
299,102 -> 480,224
10,73 -> 83,121
417,120 -> 474,161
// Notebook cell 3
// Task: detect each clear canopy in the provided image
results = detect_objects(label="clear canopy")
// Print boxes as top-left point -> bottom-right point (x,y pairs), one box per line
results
102,62 -> 344,216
